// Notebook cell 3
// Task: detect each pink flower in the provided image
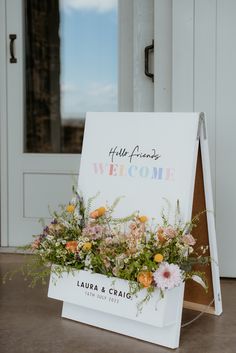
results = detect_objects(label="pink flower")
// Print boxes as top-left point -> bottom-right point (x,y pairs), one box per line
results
31,238 -> 40,250
163,226 -> 177,239
129,223 -> 137,231
103,257 -> 111,269
181,233 -> 196,246
82,224 -> 106,240
153,262 -> 182,290
104,237 -> 113,245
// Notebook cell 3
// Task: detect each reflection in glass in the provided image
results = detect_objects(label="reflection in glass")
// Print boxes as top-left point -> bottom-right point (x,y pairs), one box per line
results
24,0 -> 117,153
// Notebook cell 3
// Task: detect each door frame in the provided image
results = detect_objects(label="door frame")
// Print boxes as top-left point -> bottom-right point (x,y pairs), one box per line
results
0,0 -> 8,246
154,0 -> 172,112
119,0 -> 154,112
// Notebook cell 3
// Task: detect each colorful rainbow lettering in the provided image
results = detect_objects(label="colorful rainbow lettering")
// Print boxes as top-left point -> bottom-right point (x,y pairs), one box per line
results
92,163 -> 175,181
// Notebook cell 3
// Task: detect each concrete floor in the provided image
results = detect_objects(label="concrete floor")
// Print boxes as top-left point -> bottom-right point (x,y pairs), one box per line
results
0,254 -> 235,353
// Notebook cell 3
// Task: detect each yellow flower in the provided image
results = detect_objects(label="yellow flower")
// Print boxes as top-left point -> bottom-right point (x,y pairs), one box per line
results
139,215 -> 148,223
137,271 -> 153,288
66,204 -> 75,213
90,206 -> 106,219
154,253 -> 164,263
82,242 -> 92,251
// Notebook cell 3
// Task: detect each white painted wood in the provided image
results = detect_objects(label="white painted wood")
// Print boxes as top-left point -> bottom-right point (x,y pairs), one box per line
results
48,267 -> 185,349
153,1 -> 224,293
118,0 -> 154,112
194,0 -> 217,200
62,300 -> 184,349
48,267 -> 184,328
215,0 -> 236,277
133,0 -> 154,111
78,112 -> 222,316
78,112 -> 199,223
118,0 -> 134,111
47,113 -> 222,348
199,117 -> 222,314
172,0 -> 194,112
4,0 -> 79,246
154,0 -> 172,111
6,0 -> 26,246
1,0 -> 154,246
0,0 -> 8,246
23,173 -> 78,218
154,0 -> 216,196
169,0 -> 235,276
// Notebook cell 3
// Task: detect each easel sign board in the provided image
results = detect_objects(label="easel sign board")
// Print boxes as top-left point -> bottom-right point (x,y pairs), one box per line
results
79,112 -> 199,223
48,112 -> 222,349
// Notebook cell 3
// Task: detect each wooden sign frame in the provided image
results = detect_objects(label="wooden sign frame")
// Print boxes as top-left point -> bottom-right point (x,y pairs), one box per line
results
48,112 -> 222,349
184,113 -> 222,315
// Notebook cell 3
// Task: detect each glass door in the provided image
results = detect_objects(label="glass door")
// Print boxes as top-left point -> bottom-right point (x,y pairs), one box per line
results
25,0 -> 118,154
1,0 -> 154,246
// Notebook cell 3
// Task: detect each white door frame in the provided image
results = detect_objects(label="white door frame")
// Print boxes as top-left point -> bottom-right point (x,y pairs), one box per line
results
0,0 -> 8,246
119,0 -> 154,112
154,0 -> 172,112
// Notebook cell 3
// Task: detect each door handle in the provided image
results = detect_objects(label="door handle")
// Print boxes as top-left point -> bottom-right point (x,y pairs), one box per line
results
144,39 -> 154,82
9,34 -> 17,63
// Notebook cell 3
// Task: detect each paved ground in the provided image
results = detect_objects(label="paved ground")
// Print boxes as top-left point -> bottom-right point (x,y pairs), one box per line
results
0,254 -> 236,353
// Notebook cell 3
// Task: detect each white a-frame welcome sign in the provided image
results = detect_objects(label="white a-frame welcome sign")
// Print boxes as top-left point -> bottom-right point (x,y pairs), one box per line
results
48,112 -> 222,349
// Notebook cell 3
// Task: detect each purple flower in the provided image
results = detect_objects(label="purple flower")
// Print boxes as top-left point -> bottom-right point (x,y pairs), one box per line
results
39,233 -> 46,240
76,253 -> 81,261
43,226 -> 49,233
82,224 -> 106,240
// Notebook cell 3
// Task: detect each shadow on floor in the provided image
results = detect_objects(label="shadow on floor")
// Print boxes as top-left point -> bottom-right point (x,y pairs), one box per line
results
0,254 -> 235,353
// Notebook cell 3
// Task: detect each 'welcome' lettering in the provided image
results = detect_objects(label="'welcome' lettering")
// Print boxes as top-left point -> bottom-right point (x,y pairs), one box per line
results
93,163 -> 105,175
92,163 -> 175,181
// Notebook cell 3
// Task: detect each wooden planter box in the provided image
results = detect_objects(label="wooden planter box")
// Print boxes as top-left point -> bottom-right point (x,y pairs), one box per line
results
48,265 -> 185,348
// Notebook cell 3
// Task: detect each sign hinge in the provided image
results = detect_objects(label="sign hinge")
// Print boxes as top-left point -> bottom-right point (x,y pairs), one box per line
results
197,112 -> 207,140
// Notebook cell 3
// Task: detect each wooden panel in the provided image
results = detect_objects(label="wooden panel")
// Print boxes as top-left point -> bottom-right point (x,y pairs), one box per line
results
184,148 -> 215,308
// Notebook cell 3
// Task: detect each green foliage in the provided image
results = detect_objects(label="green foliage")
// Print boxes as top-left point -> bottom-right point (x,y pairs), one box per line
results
2,190 -> 210,300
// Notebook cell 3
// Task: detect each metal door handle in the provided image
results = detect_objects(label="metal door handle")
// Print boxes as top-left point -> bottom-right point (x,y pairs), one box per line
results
144,39 -> 154,82
9,34 -> 17,63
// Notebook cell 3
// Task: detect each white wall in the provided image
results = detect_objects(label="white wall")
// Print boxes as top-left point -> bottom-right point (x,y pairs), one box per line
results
171,0 -> 236,277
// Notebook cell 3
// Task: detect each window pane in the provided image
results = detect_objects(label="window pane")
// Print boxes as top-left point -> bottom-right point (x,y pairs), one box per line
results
24,0 -> 117,153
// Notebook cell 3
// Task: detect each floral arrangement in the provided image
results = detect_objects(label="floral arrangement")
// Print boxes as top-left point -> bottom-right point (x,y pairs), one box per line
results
18,189 -> 209,299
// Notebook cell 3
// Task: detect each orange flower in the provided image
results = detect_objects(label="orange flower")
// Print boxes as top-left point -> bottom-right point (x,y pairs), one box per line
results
154,253 -> 164,263
82,242 -> 92,251
66,204 -> 75,213
137,271 -> 153,288
139,215 -> 148,223
157,226 -> 166,243
65,241 -> 78,253
90,207 -> 106,219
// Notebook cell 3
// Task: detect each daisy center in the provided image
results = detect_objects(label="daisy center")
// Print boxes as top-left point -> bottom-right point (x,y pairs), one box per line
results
163,271 -> 171,278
